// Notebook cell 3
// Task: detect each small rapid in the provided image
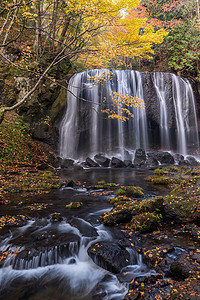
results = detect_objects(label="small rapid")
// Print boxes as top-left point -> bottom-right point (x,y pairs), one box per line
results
0,215 -> 149,300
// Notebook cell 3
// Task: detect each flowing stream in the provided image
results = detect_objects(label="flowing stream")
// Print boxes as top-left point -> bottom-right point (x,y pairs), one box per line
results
0,169 -> 155,300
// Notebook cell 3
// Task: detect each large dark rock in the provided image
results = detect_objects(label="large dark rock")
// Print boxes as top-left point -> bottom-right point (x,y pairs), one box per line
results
86,157 -> 99,167
146,156 -> 159,168
111,157 -> 125,168
170,257 -> 190,279
68,217 -> 98,238
60,158 -> 74,168
124,160 -> 134,168
94,154 -> 110,167
88,241 -> 138,274
186,155 -> 199,166
173,153 -> 184,165
134,148 -> 146,167
147,151 -> 175,165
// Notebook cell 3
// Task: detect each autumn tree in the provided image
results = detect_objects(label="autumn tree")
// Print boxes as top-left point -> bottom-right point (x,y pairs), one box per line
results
0,0 -> 166,123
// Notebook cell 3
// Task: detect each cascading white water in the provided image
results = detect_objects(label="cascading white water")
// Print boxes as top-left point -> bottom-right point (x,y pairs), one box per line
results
59,69 -> 199,159
0,217 -> 149,300
152,72 -> 170,150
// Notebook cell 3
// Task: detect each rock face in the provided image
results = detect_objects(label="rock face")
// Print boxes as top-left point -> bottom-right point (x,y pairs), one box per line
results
186,155 -> 199,166
146,156 -> 159,168
60,159 -> 74,168
111,157 -> 125,168
88,241 -> 138,274
94,154 -> 110,167
147,152 -> 175,165
86,157 -> 99,167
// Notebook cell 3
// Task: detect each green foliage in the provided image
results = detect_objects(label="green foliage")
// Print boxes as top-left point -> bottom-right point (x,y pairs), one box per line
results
167,21 -> 200,79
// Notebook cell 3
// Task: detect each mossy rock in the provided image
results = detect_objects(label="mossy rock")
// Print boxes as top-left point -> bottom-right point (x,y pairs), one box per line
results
66,202 -> 83,209
108,195 -> 133,205
145,175 -> 171,185
131,212 -> 162,233
103,196 -> 163,226
102,200 -> 140,225
139,196 -> 164,213
116,186 -> 144,198
89,180 -> 118,190
164,182 -> 200,223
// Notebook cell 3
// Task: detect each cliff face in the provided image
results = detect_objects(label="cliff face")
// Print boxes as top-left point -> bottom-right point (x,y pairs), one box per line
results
0,69 -> 67,152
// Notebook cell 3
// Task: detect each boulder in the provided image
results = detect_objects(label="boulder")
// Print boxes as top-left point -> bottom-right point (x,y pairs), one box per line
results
170,257 -> 190,280
86,157 -> 99,167
60,158 -> 74,168
147,152 -> 174,165
68,217 -> 98,238
186,155 -> 199,166
94,154 -> 110,167
146,157 -> 159,168
124,160 -> 134,168
88,241 -> 137,274
111,157 -> 125,168
134,148 -> 146,167
173,153 -> 184,165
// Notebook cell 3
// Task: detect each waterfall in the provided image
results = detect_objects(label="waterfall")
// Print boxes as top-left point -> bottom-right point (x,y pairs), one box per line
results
59,69 -> 199,159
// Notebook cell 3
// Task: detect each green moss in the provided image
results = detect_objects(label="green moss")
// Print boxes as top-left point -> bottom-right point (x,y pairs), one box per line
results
89,180 -> 118,190
103,196 -> 163,226
131,212 -> 162,233
116,186 -> 144,198
66,202 -> 83,209
153,168 -> 165,176
108,195 -> 133,205
145,175 -> 171,185
164,179 -> 200,220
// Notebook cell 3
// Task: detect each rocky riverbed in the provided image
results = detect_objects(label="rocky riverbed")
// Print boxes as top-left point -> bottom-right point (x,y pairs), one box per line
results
0,166 -> 200,299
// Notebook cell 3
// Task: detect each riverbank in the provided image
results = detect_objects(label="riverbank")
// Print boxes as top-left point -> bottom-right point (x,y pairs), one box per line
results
1,114 -> 200,299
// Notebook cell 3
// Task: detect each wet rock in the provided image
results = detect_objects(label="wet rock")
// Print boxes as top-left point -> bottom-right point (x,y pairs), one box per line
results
71,165 -> 83,171
94,154 -> 110,167
163,204 -> 177,220
170,257 -> 190,279
173,153 -> 184,165
88,241 -> 137,273
134,148 -> 146,167
50,212 -> 63,222
86,157 -> 99,167
148,151 -> 175,165
13,233 -> 81,269
68,217 -> 98,237
186,155 -> 199,166
124,160 -> 134,168
66,180 -> 74,187
111,157 -> 125,168
102,207 -> 133,225
146,156 -> 159,168
60,158 -> 74,168
52,157 -> 61,168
